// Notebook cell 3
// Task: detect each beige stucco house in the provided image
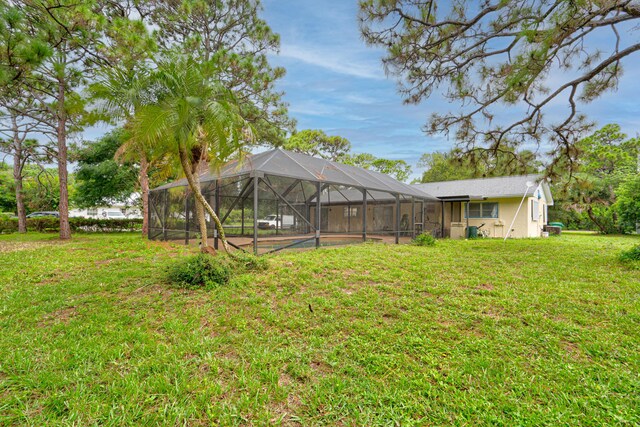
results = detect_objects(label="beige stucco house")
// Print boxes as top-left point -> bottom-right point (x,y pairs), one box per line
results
414,175 -> 554,239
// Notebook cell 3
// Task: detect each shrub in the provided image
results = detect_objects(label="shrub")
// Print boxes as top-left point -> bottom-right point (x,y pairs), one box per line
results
167,253 -> 231,289
68,217 -> 143,232
619,245 -> 640,264
167,251 -> 269,290
615,175 -> 640,233
0,217 -> 143,234
413,232 -> 436,247
0,218 -> 18,233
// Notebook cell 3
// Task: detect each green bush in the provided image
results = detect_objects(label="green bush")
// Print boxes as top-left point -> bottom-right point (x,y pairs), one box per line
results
167,253 -> 231,289
167,251 -> 269,290
413,232 -> 436,247
619,245 -> 640,264
0,217 -> 143,234
0,218 -> 18,233
615,175 -> 640,233
68,217 -> 143,232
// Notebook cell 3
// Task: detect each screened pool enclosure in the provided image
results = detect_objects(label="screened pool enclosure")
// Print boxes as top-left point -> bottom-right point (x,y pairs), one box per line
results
149,149 -> 442,254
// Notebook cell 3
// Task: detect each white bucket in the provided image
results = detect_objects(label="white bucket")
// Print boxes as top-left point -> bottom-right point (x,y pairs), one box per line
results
541,231 -> 549,238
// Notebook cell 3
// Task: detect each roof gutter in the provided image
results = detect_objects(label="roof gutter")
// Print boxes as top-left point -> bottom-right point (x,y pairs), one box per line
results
437,195 -> 486,202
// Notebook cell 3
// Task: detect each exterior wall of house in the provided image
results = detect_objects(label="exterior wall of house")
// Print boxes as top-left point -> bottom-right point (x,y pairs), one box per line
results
310,202 -> 415,234
445,194 -> 549,239
463,198 -> 513,238
527,187 -> 549,237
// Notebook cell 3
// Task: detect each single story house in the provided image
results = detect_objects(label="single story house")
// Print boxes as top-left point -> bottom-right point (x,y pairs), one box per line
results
414,174 -> 554,239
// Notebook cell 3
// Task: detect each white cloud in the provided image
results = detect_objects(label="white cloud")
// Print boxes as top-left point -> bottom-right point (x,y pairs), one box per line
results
278,44 -> 386,80
288,99 -> 342,117
342,93 -> 380,104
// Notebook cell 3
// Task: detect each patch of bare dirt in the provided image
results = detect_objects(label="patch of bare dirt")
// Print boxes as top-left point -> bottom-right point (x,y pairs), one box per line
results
0,241 -> 60,254
278,372 -> 293,387
310,360 -> 332,376
560,340 -> 588,361
482,307 -> 503,320
36,271 -> 72,286
269,387 -> 304,427
38,306 -> 77,327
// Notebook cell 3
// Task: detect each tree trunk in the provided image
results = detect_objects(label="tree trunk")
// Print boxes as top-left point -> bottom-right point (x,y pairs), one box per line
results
57,78 -> 71,240
11,115 -> 27,233
191,161 -> 209,250
586,205 -> 607,234
13,149 -> 26,233
177,141 -> 231,253
139,153 -> 150,237
177,142 -> 209,248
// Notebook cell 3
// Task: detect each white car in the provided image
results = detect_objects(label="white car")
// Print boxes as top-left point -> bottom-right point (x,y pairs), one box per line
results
257,214 -> 294,230
102,210 -> 126,219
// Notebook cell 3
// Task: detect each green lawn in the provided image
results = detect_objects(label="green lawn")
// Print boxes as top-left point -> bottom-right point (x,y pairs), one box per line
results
0,233 -> 639,426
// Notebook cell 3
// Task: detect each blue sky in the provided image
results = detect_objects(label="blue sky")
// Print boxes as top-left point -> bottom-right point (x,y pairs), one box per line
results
77,1 -> 640,180
261,0 -> 444,180
261,0 -> 640,180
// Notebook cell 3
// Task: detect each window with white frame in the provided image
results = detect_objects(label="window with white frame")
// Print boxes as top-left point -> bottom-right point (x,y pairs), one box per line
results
87,208 -> 98,216
531,200 -> 539,221
465,202 -> 498,219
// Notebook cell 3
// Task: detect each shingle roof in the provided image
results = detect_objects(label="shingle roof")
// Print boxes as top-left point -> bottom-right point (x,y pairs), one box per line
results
414,174 -> 553,204
153,148 -> 437,200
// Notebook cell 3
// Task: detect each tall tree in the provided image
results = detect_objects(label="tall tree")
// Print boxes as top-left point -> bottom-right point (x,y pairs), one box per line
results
132,58 -> 253,252
283,129 -> 413,181
0,162 -> 68,213
359,1 -> 640,174
23,165 -> 66,212
556,124 -> 639,233
340,152 -> 413,182
88,10 -> 157,235
71,129 -> 139,209
148,0 -> 294,146
0,4 -> 51,231
284,129 -> 351,161
417,147 -> 542,183
0,3 -> 50,85
6,0 -> 106,239
0,106 -> 42,232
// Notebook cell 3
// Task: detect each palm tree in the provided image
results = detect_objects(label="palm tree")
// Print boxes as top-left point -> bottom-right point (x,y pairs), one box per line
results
89,66 -> 156,236
132,58 -> 253,252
